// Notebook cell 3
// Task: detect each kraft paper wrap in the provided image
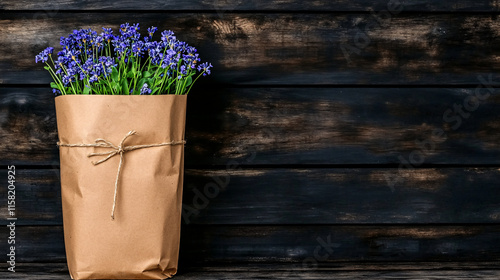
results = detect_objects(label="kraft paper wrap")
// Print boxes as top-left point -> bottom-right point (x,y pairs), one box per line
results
55,95 -> 187,279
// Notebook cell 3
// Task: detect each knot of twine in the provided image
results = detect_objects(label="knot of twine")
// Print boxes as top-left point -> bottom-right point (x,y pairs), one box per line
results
57,130 -> 186,220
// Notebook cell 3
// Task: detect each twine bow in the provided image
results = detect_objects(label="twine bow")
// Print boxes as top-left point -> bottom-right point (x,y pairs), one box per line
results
58,130 -> 186,220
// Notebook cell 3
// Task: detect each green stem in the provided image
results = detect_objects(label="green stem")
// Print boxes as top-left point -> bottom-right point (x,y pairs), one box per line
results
57,64 -> 77,94
157,63 -> 174,94
72,58 -> 92,90
102,64 -> 117,95
46,58 -> 67,94
185,70 -> 206,95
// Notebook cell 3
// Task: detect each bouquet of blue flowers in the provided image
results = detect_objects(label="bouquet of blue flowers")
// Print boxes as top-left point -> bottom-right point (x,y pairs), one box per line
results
36,23 -> 212,95
40,23 -> 209,280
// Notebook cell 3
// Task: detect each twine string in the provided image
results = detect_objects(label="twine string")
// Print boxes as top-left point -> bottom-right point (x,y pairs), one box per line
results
57,130 -> 186,220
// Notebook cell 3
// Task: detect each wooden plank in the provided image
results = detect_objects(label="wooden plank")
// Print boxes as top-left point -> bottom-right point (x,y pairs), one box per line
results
5,262 -> 500,273
1,168 -> 499,225
1,263 -> 500,280
1,0 -> 500,12
2,87 -> 500,165
2,225 -> 500,263
0,88 -> 58,165
181,168 -> 500,225
2,13 -> 500,85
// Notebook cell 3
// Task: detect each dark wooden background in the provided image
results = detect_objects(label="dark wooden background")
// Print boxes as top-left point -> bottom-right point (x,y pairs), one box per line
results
1,0 -> 500,270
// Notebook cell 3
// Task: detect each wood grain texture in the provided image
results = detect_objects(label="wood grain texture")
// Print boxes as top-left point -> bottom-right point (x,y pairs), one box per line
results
1,168 -> 499,225
2,1 -> 500,269
2,13 -> 500,85
2,0 -> 500,12
1,263 -> 500,279
3,261 -> 500,272
2,225 -> 500,263
2,87 -> 500,165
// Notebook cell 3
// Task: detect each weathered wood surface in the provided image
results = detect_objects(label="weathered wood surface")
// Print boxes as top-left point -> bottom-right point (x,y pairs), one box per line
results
2,0 -> 500,12
2,13 -> 500,85
1,168 -> 500,225
1,263 -> 500,280
2,0 -> 500,271
2,225 -> 500,263
4,262 -> 500,273
2,87 -> 500,165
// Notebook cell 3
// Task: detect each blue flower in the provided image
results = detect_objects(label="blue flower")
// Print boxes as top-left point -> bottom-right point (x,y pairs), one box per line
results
120,23 -> 130,34
140,83 -> 152,95
95,36 -> 104,48
197,62 -> 213,76
89,74 -> 99,83
119,22 -> 141,43
37,22 -> 212,95
62,74 -> 75,86
183,49 -> 200,69
97,56 -> 117,77
35,47 -> 54,63
147,26 -> 158,38
161,30 -> 176,43
167,49 -> 176,57
99,56 -> 116,68
131,41 -> 145,56
101,27 -> 114,42
72,30 -> 82,40
179,65 -> 187,75
79,72 -> 87,80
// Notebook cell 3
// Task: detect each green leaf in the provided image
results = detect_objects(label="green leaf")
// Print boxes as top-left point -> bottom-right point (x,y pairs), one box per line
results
143,71 -> 153,78
44,66 -> 51,71
185,75 -> 193,87
50,82 -> 59,89
83,86 -> 91,95
111,67 -> 119,82
109,81 -> 119,93
121,79 -> 129,95
137,78 -> 147,89
126,71 -> 135,78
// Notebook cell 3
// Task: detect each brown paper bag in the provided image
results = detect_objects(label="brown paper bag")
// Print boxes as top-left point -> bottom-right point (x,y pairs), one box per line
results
55,95 -> 187,279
